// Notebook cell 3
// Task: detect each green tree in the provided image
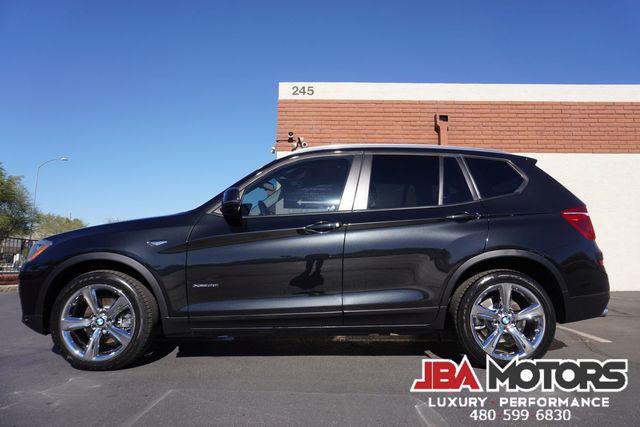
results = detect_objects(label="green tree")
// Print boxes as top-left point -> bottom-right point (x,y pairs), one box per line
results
0,163 -> 32,240
33,212 -> 87,240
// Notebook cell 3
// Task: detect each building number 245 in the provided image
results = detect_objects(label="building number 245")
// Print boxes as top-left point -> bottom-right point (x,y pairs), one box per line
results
291,85 -> 315,96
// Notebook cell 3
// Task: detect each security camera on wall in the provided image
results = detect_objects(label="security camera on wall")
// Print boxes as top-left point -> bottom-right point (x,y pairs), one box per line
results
274,131 -> 307,152
287,132 -> 307,151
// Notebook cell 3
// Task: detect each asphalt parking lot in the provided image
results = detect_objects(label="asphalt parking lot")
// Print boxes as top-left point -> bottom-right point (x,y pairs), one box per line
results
1,291 -> 638,427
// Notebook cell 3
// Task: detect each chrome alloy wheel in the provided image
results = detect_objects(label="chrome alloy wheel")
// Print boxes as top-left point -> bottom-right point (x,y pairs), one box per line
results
469,282 -> 545,360
59,284 -> 136,362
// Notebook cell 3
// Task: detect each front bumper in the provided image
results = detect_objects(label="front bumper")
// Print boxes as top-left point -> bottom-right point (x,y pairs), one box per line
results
22,314 -> 45,333
18,265 -> 51,335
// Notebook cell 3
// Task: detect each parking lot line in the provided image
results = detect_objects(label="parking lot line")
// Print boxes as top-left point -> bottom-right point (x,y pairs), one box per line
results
557,325 -> 612,343
121,389 -> 174,427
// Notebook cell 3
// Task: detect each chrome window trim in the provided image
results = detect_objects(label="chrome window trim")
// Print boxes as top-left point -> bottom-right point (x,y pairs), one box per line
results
353,198 -> 479,214
339,155 -> 363,211
458,156 -> 481,200
352,154 -> 372,210
438,157 -> 444,205
209,149 -> 528,217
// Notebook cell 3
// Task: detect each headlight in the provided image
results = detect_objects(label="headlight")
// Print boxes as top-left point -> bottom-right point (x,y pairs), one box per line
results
27,239 -> 52,262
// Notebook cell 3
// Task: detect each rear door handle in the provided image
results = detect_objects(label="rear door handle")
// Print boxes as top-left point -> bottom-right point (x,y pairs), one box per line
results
304,221 -> 342,234
445,212 -> 481,222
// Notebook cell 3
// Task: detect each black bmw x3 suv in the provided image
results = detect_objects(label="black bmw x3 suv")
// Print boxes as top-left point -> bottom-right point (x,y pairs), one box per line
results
20,144 -> 609,370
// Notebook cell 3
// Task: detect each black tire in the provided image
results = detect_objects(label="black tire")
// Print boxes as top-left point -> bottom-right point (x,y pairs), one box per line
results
50,270 -> 158,370
449,269 -> 556,366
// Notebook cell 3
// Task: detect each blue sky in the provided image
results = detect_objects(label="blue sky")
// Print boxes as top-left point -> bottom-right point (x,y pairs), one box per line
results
2,0 -> 639,225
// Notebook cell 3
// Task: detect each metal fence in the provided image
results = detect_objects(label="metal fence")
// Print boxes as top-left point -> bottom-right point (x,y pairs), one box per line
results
0,237 -> 34,273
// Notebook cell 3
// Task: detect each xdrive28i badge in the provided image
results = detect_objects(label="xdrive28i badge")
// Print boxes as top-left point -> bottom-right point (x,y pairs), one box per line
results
192,283 -> 220,289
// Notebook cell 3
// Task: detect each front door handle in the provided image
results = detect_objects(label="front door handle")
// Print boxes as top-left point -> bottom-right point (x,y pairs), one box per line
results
304,221 -> 342,234
445,212 -> 481,222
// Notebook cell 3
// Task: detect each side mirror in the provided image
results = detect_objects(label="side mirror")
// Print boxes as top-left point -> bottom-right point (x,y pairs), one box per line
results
221,187 -> 242,220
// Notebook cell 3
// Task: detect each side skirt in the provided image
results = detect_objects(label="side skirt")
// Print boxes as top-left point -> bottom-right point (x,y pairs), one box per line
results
160,305 -> 449,338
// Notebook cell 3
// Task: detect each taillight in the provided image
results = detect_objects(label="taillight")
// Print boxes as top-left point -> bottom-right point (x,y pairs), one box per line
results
561,206 -> 596,241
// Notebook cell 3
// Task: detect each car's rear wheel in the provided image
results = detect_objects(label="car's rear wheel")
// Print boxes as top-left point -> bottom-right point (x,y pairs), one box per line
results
450,269 -> 556,365
50,270 -> 158,370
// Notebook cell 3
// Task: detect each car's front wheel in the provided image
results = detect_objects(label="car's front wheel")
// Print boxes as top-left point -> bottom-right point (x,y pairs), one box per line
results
450,269 -> 556,365
50,270 -> 158,370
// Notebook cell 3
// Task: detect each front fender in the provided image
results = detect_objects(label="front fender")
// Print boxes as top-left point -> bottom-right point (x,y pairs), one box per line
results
36,252 -> 171,327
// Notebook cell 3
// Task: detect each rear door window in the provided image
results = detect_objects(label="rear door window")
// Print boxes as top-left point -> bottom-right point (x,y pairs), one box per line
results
442,157 -> 473,204
367,155 -> 439,209
465,157 -> 524,198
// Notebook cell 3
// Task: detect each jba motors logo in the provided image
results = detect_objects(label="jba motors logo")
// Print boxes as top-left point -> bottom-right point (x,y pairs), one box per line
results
411,356 -> 628,393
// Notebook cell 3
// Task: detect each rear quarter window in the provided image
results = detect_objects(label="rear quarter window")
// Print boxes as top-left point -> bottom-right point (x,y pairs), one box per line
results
465,157 -> 525,198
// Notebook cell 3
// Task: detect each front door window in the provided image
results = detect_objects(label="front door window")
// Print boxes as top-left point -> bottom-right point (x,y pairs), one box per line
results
241,157 -> 352,216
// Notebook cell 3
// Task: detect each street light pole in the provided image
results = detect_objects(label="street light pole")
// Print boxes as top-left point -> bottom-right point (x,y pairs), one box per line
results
29,157 -> 69,240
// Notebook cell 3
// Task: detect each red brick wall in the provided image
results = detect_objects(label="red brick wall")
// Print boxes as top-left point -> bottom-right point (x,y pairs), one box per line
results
276,100 -> 640,153
0,274 -> 18,286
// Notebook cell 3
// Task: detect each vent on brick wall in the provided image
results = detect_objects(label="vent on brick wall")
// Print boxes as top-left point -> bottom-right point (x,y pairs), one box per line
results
434,114 -> 449,145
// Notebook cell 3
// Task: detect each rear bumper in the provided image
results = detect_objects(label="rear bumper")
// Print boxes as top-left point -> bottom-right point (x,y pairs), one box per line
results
562,291 -> 610,323
545,238 -> 610,324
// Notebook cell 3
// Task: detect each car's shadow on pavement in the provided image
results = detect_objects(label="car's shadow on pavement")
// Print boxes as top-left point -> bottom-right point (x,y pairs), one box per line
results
54,335 -> 569,370
170,335 -> 568,359
175,335 -> 460,357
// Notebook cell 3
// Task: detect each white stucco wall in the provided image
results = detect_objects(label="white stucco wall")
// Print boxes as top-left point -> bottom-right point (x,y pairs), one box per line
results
279,82 -> 640,102
525,153 -> 640,291
276,150 -> 638,290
